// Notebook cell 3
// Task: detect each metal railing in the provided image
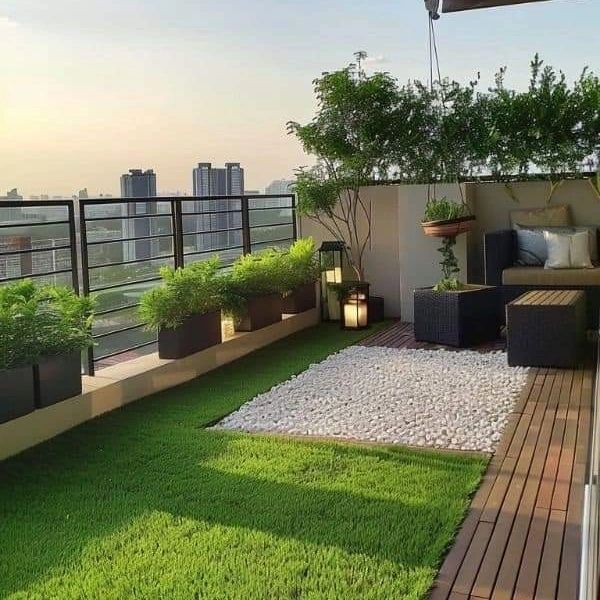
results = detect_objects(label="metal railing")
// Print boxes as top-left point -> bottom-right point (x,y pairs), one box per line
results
0,200 -> 79,290
79,195 -> 296,374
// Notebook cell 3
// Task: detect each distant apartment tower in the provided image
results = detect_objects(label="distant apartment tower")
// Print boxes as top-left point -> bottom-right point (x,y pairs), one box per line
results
190,163 -> 245,254
120,169 -> 158,261
192,162 -> 244,196
265,179 -> 294,195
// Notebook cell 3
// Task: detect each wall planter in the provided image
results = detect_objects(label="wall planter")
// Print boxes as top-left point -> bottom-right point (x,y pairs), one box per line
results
421,215 -> 475,238
414,285 -> 500,347
158,310 -> 222,359
34,352 -> 82,408
282,282 -> 317,314
235,293 -> 283,332
368,296 -> 385,323
0,365 -> 36,424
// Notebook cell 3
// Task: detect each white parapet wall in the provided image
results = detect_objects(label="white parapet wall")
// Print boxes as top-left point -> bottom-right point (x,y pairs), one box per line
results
0,309 -> 319,462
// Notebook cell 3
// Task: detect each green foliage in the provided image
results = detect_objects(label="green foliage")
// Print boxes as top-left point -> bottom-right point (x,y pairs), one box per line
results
139,258 -> 226,331
422,197 -> 471,223
0,322 -> 484,600
0,280 -> 94,370
433,237 -> 464,292
285,237 -> 320,290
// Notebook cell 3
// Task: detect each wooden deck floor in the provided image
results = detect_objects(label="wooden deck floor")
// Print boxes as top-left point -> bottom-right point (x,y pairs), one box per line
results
360,321 -> 594,600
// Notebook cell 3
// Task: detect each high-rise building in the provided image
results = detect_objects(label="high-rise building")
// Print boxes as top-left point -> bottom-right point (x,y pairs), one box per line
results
265,179 -> 294,195
119,169 -> 158,261
190,163 -> 245,255
192,162 -> 245,196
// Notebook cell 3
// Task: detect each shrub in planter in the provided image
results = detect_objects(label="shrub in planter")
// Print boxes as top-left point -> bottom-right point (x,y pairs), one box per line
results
139,258 -> 225,359
34,285 -> 94,407
224,250 -> 288,332
282,238 -> 320,314
0,281 -> 38,423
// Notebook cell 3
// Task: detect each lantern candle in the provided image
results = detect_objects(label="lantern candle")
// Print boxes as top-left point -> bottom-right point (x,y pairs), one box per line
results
325,267 -> 342,283
342,295 -> 368,328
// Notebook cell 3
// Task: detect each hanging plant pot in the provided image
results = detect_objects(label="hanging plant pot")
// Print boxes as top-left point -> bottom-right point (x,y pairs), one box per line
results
421,215 -> 475,238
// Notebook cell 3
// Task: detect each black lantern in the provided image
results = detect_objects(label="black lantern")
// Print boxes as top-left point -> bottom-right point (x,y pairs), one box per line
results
319,241 -> 346,321
340,282 -> 370,330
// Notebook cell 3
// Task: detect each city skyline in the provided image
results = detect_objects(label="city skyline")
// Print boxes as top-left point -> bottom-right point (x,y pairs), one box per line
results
1,1 -> 598,197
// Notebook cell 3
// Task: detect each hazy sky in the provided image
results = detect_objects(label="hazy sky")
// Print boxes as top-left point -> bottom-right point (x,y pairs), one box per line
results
1,0 -> 598,197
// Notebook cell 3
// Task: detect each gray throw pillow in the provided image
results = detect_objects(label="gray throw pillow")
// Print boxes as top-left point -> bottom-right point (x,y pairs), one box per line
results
515,227 -> 547,266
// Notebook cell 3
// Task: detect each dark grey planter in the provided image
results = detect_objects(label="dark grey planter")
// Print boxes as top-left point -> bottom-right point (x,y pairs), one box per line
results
34,352 -> 82,408
0,365 -> 36,423
368,296 -> 385,323
414,285 -> 500,347
282,282 -> 317,314
235,293 -> 283,332
158,310 -> 222,359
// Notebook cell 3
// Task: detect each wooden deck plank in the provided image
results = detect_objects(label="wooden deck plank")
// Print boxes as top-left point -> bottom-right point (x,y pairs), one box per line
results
358,322 -> 593,600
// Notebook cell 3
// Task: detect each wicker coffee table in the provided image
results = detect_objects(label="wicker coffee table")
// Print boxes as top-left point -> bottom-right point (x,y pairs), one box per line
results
506,290 -> 586,368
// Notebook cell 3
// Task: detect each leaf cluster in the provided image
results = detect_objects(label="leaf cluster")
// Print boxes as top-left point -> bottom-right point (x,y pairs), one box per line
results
0,280 -> 94,370
422,197 -> 471,222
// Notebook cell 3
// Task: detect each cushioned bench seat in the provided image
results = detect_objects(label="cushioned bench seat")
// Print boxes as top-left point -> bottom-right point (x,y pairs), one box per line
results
502,266 -> 600,287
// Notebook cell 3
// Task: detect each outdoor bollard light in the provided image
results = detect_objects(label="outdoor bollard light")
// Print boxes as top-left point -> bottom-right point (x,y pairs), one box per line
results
340,282 -> 370,330
319,241 -> 346,321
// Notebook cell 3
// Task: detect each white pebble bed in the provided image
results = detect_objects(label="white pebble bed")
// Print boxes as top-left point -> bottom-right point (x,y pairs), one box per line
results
214,346 -> 529,453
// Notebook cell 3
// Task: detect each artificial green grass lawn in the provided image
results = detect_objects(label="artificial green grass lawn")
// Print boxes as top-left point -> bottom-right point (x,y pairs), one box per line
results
0,323 -> 486,600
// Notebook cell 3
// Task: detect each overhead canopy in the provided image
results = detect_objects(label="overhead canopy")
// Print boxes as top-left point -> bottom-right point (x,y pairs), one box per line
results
442,0 -> 550,12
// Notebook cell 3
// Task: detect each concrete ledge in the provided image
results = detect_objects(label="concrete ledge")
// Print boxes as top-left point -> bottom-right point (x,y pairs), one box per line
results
0,309 -> 319,461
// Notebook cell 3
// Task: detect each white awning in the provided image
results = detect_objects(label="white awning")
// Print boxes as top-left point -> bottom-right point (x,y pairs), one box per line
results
441,0 -> 551,12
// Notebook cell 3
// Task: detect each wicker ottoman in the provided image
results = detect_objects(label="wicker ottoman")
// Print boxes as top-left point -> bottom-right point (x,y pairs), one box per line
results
506,290 -> 586,368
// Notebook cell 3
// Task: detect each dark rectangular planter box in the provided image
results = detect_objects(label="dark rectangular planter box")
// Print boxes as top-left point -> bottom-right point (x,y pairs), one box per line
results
34,352 -> 82,408
235,293 -> 283,332
414,285 -> 500,347
0,365 -> 36,424
282,282 -> 317,314
368,296 -> 385,323
158,310 -> 222,359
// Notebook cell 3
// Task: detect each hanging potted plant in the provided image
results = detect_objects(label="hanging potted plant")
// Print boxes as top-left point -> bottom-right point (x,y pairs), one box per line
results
414,198 -> 499,347
34,286 -> 94,408
421,196 -> 475,238
139,258 -> 225,360
0,281 -> 38,423
224,249 -> 286,332
281,238 -> 320,314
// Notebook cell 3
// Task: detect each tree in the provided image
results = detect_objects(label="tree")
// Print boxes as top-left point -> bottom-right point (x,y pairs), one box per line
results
287,54 -> 404,281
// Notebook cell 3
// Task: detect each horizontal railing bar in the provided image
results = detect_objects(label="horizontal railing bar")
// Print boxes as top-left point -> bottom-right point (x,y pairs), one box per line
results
0,268 -> 73,283
250,236 -> 294,246
180,210 -> 241,217
183,244 -> 244,257
0,219 -> 70,229
0,244 -> 72,257
89,275 -> 162,294
182,227 -> 242,236
88,254 -> 175,270
94,339 -> 157,363
248,205 -> 294,211
93,302 -> 141,316
82,194 -> 293,204
93,322 -> 145,339
83,213 -> 172,223
0,200 -> 74,207
86,232 -> 174,246
249,222 -> 293,230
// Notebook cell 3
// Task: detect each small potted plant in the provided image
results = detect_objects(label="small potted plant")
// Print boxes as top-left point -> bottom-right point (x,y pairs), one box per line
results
421,196 -> 475,238
139,258 -> 225,359
225,249 -> 286,332
281,238 -> 320,314
0,281 -> 38,423
415,198 -> 498,347
34,285 -> 94,408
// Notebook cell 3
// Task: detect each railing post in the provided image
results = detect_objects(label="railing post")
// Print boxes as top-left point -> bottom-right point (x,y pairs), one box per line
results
67,200 -> 80,293
241,195 -> 251,255
172,199 -> 184,268
78,201 -> 95,376
291,194 -> 298,241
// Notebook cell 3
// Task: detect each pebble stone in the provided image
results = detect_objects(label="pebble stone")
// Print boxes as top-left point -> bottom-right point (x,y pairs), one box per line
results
213,346 -> 529,453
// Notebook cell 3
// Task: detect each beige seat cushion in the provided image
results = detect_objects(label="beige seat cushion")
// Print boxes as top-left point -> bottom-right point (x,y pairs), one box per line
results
503,266 -> 600,287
